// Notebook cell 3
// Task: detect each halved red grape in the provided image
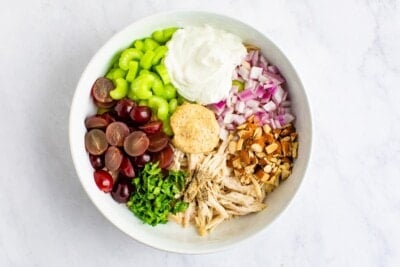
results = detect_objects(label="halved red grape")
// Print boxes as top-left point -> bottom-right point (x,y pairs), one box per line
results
134,153 -> 152,168
114,99 -> 136,120
94,170 -> 114,193
85,115 -> 109,129
120,157 -> 135,178
106,122 -> 130,146
130,106 -> 152,124
85,129 -> 108,155
139,120 -> 162,134
124,131 -> 149,156
89,154 -> 104,170
100,112 -> 116,123
94,99 -> 116,109
147,132 -> 169,152
105,146 -> 123,171
91,77 -> 114,104
153,144 -> 174,169
111,181 -> 132,203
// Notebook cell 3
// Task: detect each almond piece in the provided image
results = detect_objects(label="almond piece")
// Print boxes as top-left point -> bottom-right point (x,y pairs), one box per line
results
292,142 -> 298,158
266,143 -> 278,154
253,127 -> 263,139
251,143 -> 263,153
244,164 -> 256,174
262,124 -> 271,134
255,169 -> 269,181
228,140 -> 237,154
264,133 -> 274,144
232,158 -> 242,169
236,138 -> 244,151
256,152 -> 266,158
281,140 -> 290,156
240,150 -> 251,165
238,130 -> 252,139
263,165 -> 272,173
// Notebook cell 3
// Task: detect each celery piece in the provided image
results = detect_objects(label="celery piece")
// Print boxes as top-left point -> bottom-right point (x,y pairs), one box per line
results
162,119 -> 173,136
106,68 -> 126,81
139,99 -> 148,106
133,39 -> 145,51
148,95 -> 169,121
163,27 -> 179,41
130,75 -> 153,100
168,98 -> 178,113
140,50 -> 156,70
110,78 -> 128,100
154,64 -> 171,85
151,30 -> 165,43
144,38 -> 159,51
163,84 -> 176,100
151,46 -> 168,65
119,48 -> 143,70
125,61 -> 139,82
149,73 -> 165,97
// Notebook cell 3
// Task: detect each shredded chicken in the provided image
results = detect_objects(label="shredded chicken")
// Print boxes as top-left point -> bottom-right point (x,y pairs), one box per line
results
171,139 -> 267,236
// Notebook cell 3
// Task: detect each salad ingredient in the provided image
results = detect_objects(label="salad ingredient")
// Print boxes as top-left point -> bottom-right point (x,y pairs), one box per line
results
89,154 -> 104,170
165,25 -> 247,104
114,98 -> 136,120
227,117 -> 298,188
111,181 -> 132,203
104,28 -> 182,135
85,129 -> 108,155
140,50 -> 156,69
93,170 -> 114,193
106,68 -> 126,81
134,153 -> 152,168
127,162 -> 187,226
105,122 -> 130,146
91,77 -> 115,104
148,95 -> 169,121
138,120 -> 163,134
170,103 -> 220,153
125,61 -> 139,82
151,46 -> 168,65
119,157 -> 135,178
147,132 -> 169,152
130,106 -> 152,124
104,146 -> 123,172
151,27 -> 178,43
153,144 -> 174,169
123,131 -> 150,157
169,142 -> 266,236
109,78 -> 129,100
85,115 -> 110,129
210,47 -> 295,133
119,48 -> 143,70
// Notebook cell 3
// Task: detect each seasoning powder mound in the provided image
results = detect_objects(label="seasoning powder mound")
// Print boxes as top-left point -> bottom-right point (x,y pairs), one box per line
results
170,103 -> 220,153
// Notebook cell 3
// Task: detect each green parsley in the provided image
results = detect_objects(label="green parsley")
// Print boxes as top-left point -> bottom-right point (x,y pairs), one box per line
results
127,162 -> 188,226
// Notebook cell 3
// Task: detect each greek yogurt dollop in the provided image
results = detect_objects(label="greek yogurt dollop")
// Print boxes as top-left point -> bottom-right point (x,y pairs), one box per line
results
165,25 -> 247,105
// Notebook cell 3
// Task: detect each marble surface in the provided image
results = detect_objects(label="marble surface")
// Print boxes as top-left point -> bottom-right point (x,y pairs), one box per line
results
1,0 -> 399,266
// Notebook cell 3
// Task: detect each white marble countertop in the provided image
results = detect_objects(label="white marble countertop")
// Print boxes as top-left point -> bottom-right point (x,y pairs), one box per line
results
1,0 -> 399,266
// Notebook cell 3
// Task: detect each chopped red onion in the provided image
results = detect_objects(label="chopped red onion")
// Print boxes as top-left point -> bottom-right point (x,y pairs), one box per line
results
250,66 -> 263,79
209,49 -> 295,135
262,101 -> 277,112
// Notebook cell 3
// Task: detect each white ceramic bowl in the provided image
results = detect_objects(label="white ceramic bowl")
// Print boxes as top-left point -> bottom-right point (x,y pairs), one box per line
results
69,11 -> 312,254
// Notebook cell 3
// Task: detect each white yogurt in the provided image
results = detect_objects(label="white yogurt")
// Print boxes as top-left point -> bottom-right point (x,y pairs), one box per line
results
165,25 -> 247,105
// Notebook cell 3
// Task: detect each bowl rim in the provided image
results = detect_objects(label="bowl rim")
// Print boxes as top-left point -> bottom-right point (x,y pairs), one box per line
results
69,9 -> 313,254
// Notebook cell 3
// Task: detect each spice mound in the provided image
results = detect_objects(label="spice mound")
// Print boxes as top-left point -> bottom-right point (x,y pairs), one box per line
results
170,103 -> 220,153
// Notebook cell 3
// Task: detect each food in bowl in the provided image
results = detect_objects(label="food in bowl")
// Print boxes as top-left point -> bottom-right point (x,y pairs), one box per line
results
83,25 -> 299,236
